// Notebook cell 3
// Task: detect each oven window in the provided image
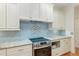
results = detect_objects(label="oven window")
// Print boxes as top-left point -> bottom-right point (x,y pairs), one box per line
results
34,46 -> 51,56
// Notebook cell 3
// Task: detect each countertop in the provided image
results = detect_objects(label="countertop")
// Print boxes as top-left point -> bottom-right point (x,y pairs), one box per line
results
0,39 -> 32,49
0,35 -> 72,49
45,35 -> 72,41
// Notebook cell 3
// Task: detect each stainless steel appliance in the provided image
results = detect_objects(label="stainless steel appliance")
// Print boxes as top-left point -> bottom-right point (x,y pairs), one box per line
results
29,37 -> 51,56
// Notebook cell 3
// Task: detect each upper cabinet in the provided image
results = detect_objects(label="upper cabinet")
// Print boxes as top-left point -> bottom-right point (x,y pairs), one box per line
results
19,3 -> 30,19
0,3 -> 6,29
19,3 -> 40,20
40,3 -> 53,21
19,3 -> 54,22
0,3 -> 20,30
29,3 -> 40,20
7,3 -> 19,29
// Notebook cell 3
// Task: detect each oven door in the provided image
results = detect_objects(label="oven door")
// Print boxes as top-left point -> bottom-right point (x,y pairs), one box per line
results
34,46 -> 51,56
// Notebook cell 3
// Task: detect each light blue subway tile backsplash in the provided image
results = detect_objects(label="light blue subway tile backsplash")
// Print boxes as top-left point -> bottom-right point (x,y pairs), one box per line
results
0,21 -> 65,43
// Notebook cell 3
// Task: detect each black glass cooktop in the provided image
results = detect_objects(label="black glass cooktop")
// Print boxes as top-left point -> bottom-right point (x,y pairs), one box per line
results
29,37 -> 49,43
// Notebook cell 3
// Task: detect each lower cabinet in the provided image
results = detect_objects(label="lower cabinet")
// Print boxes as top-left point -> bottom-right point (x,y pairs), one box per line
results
0,49 -> 6,56
7,44 -> 32,56
60,38 -> 71,54
0,38 -> 71,56
0,44 -> 32,56
52,38 -> 71,56
52,48 -> 60,56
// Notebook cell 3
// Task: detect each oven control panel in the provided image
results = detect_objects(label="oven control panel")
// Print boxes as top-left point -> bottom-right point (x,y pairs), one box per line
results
40,42 -> 47,45
33,41 -> 51,49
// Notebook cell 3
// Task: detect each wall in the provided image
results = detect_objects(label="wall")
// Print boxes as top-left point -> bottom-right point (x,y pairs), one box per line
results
0,21 -> 65,43
0,21 -> 52,43
64,6 -> 74,35
53,6 -> 65,30
64,6 -> 75,53
74,6 -> 79,48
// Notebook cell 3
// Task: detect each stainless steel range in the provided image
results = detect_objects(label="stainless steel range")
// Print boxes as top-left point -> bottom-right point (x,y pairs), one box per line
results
29,37 -> 51,56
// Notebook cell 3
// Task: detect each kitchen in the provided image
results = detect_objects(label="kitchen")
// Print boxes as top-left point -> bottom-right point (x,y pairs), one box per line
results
0,3 -> 78,56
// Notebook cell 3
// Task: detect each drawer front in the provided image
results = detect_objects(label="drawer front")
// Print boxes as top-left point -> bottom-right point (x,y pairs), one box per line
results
52,49 -> 57,56
52,48 -> 60,56
60,39 -> 70,54
52,47 -> 69,56
0,49 -> 6,56
7,45 -> 32,56
61,39 -> 70,51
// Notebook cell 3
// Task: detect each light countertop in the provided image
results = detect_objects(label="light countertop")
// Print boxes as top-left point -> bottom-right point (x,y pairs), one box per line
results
0,35 -> 72,49
0,39 -> 32,49
45,35 -> 72,41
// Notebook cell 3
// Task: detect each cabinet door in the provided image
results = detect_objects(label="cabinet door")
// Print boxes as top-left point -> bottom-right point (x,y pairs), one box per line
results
64,38 -> 71,52
52,48 -> 60,56
60,39 -> 70,54
7,45 -> 32,56
18,3 -> 30,19
0,49 -> 6,56
7,3 -> 19,29
0,3 -> 6,28
48,4 -> 53,20
29,3 -> 40,19
40,3 -> 53,20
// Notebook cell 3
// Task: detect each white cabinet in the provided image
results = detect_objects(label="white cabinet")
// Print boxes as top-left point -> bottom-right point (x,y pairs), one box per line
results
40,3 -> 53,20
0,3 -> 19,30
19,3 -> 40,20
7,44 -> 32,56
0,44 -> 32,56
7,3 -> 19,29
19,3 -> 54,22
19,3 -> 30,19
60,38 -> 71,54
29,3 -> 40,20
52,38 -> 71,56
0,49 -> 6,56
52,48 -> 60,56
0,3 -> 6,29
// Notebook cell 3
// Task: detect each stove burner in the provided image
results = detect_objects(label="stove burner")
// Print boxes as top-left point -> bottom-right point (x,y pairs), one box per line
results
29,37 -> 49,42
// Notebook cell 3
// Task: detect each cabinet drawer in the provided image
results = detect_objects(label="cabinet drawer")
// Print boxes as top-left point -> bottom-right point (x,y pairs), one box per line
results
52,47 -> 68,56
52,50 -> 57,56
7,45 -> 32,56
52,48 -> 60,56
0,49 -> 6,56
